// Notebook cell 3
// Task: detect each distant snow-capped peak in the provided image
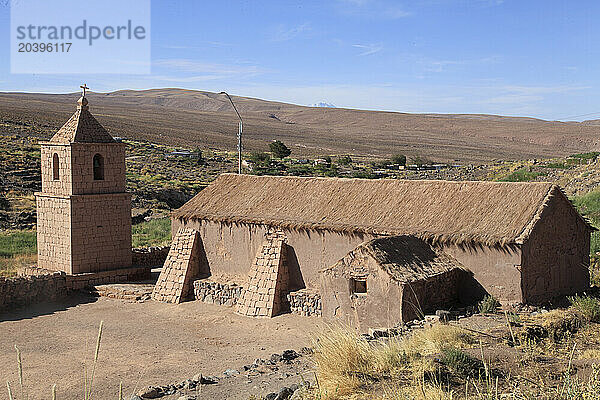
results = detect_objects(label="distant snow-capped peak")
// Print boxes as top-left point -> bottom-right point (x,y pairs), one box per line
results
309,102 -> 335,108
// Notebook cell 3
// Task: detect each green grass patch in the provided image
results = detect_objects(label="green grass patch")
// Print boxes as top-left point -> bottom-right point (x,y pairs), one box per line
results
569,152 -> 600,161
132,218 -> 171,248
572,189 -> 600,256
498,167 -> 545,182
0,230 -> 36,258
541,162 -> 571,169
0,230 -> 37,276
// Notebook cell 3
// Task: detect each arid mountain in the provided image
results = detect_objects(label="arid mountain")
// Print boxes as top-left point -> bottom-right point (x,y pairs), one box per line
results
1,88 -> 599,163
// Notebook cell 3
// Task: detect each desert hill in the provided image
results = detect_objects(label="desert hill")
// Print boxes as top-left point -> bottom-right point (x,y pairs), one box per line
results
1,88 -> 599,162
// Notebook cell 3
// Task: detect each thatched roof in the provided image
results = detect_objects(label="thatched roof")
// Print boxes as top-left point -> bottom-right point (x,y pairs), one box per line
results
173,174 -> 592,247
322,235 -> 463,284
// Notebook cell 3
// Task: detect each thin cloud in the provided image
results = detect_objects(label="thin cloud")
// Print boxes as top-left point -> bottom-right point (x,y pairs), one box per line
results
336,0 -> 411,19
153,59 -> 267,82
352,43 -> 383,56
270,23 -> 311,42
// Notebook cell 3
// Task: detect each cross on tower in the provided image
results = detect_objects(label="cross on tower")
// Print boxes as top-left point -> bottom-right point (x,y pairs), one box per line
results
80,84 -> 89,98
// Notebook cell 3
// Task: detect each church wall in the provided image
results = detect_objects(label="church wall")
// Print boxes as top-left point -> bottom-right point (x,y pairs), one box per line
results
70,193 -> 132,273
71,143 -> 127,194
173,219 -> 376,289
40,144 -> 72,196
36,194 -> 72,273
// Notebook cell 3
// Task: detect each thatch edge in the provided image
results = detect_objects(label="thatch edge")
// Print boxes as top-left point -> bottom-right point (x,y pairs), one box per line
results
319,235 -> 468,284
515,185 -> 596,244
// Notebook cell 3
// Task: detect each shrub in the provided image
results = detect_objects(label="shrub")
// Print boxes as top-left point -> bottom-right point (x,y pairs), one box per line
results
337,155 -> 352,166
351,170 -> 375,179
287,165 -> 313,176
478,295 -> 499,314
569,294 -> 600,322
572,189 -> 600,256
269,140 -> 291,159
411,156 -> 433,167
392,154 -> 407,166
440,347 -> 484,377
499,167 -> 545,182
569,152 -> 600,161
248,151 -> 270,163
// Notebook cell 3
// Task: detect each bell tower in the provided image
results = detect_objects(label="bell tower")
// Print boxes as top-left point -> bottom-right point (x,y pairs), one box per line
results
35,86 -> 132,274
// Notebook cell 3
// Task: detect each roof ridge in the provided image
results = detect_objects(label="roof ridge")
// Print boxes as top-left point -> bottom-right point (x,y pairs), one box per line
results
218,173 -> 555,186
49,98 -> 115,144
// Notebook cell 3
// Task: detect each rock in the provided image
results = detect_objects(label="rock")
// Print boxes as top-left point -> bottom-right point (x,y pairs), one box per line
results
275,386 -> 295,400
137,386 -> 161,399
181,379 -> 196,390
223,368 -> 240,377
369,328 -> 390,338
300,347 -> 313,355
425,315 -> 440,323
436,310 -> 452,322
265,393 -> 278,400
281,349 -> 299,362
197,375 -> 218,384
270,353 -> 282,363
289,389 -> 303,400
129,396 -> 143,400
289,384 -> 299,392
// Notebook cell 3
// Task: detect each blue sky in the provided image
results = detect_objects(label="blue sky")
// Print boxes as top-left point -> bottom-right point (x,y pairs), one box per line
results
0,0 -> 599,120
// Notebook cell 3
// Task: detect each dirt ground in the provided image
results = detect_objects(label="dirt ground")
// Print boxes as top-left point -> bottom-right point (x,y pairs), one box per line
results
0,294 -> 323,400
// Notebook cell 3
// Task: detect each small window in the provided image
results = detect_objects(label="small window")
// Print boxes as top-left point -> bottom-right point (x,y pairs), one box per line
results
350,278 -> 367,295
93,153 -> 104,180
52,153 -> 60,180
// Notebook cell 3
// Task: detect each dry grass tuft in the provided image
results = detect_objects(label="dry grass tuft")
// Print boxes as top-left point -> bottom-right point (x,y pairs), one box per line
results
579,349 -> 600,360
310,324 -> 475,399
529,309 -> 583,341
400,324 -> 475,358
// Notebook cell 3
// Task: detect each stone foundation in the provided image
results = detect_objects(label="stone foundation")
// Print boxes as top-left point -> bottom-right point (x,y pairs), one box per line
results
193,280 -> 244,306
287,289 -> 322,317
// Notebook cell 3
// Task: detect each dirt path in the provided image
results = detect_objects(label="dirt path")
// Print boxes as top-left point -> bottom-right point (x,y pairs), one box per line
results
0,295 -> 323,399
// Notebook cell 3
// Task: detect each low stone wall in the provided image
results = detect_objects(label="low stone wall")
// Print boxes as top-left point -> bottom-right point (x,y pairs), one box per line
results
0,266 -> 153,313
193,280 -> 244,306
0,272 -> 67,313
67,266 -> 151,290
132,246 -> 170,267
287,289 -> 322,317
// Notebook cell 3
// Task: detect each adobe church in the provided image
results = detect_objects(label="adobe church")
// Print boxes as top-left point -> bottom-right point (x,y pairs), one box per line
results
35,86 -> 132,274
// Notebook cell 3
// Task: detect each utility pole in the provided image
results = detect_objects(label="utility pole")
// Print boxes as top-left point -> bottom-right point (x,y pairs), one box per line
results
219,91 -> 243,174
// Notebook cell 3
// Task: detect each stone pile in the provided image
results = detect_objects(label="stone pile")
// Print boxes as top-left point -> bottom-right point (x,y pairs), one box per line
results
287,289 -> 322,317
0,272 -> 66,312
193,280 -> 243,306
132,246 -> 170,267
